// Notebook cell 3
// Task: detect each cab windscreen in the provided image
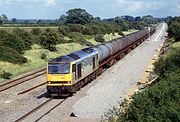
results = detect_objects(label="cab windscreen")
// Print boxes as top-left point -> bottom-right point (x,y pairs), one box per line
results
48,63 -> 70,74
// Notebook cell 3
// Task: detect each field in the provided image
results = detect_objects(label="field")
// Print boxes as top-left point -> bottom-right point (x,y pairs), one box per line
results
0,26 -> 58,32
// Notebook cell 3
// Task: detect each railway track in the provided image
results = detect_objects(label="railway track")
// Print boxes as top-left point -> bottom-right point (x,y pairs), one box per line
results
17,82 -> 46,95
0,68 -> 46,92
15,97 -> 67,122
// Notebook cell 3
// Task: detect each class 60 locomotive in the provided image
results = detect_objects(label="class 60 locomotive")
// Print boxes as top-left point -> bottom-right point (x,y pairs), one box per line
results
46,26 -> 156,96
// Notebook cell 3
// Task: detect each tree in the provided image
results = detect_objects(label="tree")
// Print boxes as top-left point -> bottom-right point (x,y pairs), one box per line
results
65,8 -> 94,24
122,15 -> 135,21
115,17 -> 129,31
12,18 -> 17,23
39,29 -> 60,51
168,21 -> 180,41
2,14 -> 8,23
142,15 -> 158,24
135,16 -> 141,21
0,16 -> 3,25
59,15 -> 67,24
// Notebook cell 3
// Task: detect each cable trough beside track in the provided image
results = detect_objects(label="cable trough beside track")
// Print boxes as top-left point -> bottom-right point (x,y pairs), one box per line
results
0,68 -> 46,93
15,97 -> 67,122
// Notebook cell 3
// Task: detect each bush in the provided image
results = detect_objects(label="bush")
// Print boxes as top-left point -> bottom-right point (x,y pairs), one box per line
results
0,46 -> 27,64
67,32 -> 84,39
0,29 -> 33,53
39,29 -> 60,51
168,22 -> 180,42
0,71 -> 13,79
58,26 -> 70,36
154,47 -> 180,76
31,28 -> 41,36
41,53 -> 47,60
95,35 -> 105,43
68,24 -> 84,33
12,28 -> 33,48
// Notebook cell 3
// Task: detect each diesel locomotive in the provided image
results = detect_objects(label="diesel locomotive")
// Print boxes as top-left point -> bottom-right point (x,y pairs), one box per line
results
46,26 -> 156,96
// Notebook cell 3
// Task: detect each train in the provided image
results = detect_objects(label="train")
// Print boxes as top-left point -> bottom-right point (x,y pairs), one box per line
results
46,26 -> 156,96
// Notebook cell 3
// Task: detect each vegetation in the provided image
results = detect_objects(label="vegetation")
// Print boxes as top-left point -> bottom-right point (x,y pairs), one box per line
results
168,17 -> 180,42
0,8 -> 148,80
0,46 -> 27,64
39,29 -> 65,51
95,35 -> 105,43
0,71 -> 12,79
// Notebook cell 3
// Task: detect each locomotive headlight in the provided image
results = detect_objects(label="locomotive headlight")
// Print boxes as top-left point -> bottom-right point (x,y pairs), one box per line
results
48,81 -> 51,84
68,81 -> 71,84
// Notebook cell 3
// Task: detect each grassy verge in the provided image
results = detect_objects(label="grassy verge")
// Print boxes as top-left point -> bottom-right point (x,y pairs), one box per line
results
103,39 -> 180,122
123,29 -> 138,35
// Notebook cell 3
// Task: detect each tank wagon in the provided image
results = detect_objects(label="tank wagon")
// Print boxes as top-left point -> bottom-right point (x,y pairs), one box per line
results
46,27 -> 156,96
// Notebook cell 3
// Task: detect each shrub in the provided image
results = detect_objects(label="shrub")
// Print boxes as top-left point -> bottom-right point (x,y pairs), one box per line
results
31,28 -> 41,36
168,22 -> 180,42
154,47 -> 180,76
41,53 -> 47,60
0,46 -> 27,64
12,28 -> 33,47
118,31 -> 124,36
71,38 -> 93,46
0,29 -> 32,53
0,71 -> 13,79
95,35 -> 105,43
39,29 -> 60,51
67,32 -> 84,39
68,24 -> 84,33
58,26 -> 70,35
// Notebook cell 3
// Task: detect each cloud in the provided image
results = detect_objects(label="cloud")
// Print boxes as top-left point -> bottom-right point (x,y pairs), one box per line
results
45,0 -> 55,6
172,4 -> 180,13
114,0 -> 165,14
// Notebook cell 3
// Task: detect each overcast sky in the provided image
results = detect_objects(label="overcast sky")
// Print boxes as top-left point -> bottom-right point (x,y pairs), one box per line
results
0,0 -> 179,19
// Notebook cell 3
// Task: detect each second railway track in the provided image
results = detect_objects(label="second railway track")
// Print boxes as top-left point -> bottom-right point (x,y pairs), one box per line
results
0,68 -> 46,92
15,97 -> 67,122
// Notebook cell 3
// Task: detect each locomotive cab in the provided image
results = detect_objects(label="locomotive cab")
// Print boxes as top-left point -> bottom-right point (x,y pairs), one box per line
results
47,62 -> 72,85
46,56 -> 75,95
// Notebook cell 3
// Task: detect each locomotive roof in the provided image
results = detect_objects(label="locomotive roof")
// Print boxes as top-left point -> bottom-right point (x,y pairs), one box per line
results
49,55 -> 75,63
49,48 -> 97,63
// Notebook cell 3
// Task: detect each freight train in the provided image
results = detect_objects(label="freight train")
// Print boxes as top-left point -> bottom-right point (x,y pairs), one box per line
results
46,27 -> 156,96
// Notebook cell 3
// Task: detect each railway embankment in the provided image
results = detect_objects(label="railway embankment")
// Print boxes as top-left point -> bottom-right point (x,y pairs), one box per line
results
103,39 -> 180,121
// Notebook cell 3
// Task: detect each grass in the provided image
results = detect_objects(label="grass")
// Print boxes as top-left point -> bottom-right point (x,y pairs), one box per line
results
123,29 -> 138,35
104,33 -> 121,42
172,41 -> 180,48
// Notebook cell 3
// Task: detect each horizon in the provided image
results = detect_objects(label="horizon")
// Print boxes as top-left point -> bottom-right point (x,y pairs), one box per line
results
0,0 -> 179,19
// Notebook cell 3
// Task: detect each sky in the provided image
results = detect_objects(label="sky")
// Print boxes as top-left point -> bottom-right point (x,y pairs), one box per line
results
0,0 -> 179,19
